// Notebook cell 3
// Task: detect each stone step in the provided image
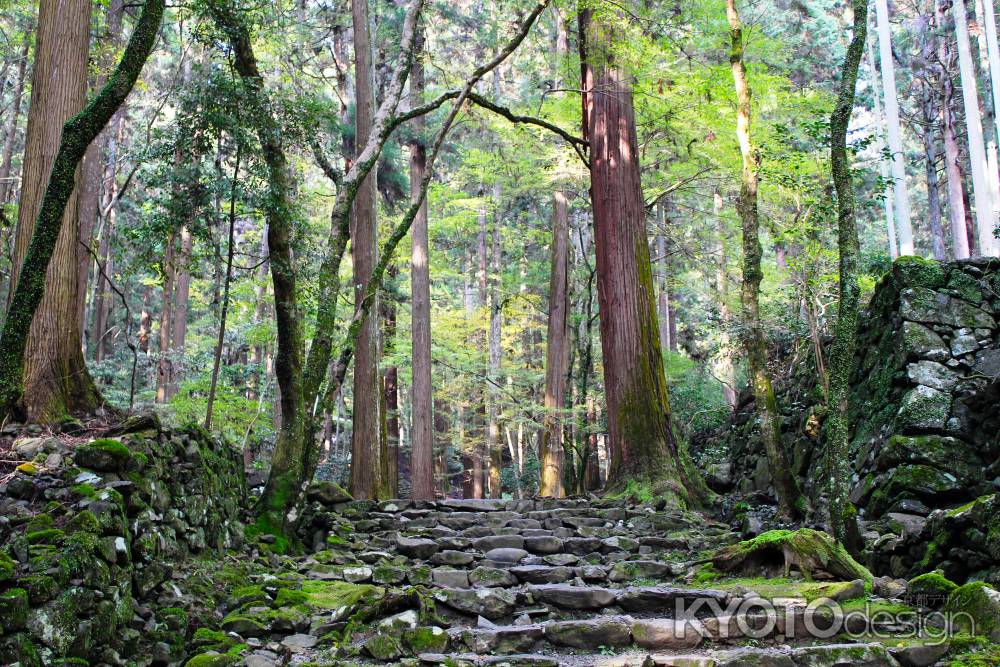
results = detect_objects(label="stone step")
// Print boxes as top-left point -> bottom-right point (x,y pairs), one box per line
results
410,642 -> 907,667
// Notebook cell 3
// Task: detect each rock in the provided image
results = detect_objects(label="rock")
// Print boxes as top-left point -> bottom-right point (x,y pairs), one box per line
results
542,553 -> 578,566
461,625 -> 544,653
468,566 -> 517,587
221,615 -> 267,637
528,584 -> 616,609
563,537 -> 601,555
0,588 -> 28,630
74,438 -> 132,472
543,617 -> 631,648
511,565 -> 575,584
440,498 -> 506,512
896,386 -> 951,431
872,576 -> 907,600
631,617 -> 705,650
601,536 -> 639,552
788,643 -> 898,667
435,587 -> 517,620
341,565 -> 373,583
974,348 -> 1000,378
280,633 -> 318,651
432,550 -> 475,566
6,476 -> 37,500
484,547 -> 528,563
704,462 -> 732,490
364,633 -> 403,660
617,586 -> 728,613
473,535 -> 525,551
943,581 -> 1000,641
402,626 -> 449,654
951,332 -> 980,356
906,361 -> 960,391
523,536 -> 563,554
432,568 -> 471,588
396,536 -> 439,559
378,609 -> 420,631
886,513 -> 927,539
889,642 -> 950,667
12,436 -> 53,460
902,322 -> 950,361
373,565 -> 406,584
608,560 -> 673,582
244,653 -> 278,667
305,481 -> 352,505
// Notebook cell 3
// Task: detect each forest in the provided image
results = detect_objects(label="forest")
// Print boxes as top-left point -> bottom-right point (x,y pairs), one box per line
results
0,0 -> 999,665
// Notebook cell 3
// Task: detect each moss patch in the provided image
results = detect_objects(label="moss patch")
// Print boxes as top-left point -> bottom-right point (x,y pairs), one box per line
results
299,580 -> 381,612
944,582 -> 1000,642
711,529 -> 872,582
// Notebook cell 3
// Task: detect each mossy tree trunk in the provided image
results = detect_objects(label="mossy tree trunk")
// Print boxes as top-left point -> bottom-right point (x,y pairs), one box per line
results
207,0 -> 309,534
581,2 -> 707,506
727,0 -> 805,520
826,0 -> 869,542
0,0 -> 164,422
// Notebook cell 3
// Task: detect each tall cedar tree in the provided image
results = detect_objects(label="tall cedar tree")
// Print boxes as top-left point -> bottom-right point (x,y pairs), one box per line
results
826,0 -> 869,541
409,25 -> 436,500
581,1 -> 708,506
0,0 -> 165,421
350,0 -> 391,500
727,0 -> 805,519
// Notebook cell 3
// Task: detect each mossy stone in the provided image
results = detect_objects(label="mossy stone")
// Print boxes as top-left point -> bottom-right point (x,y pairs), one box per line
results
0,588 -> 29,630
0,551 -> 15,583
183,653 -> 238,667
401,626 -> 449,654
906,572 -> 958,608
74,438 -> 131,472
894,257 -> 948,289
711,528 -> 872,581
363,633 -> 403,660
944,582 -> 1000,641
26,528 -> 64,545
18,574 -> 59,604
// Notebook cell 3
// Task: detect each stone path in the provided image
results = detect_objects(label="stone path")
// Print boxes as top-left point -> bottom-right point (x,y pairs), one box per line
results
190,495 -> 951,666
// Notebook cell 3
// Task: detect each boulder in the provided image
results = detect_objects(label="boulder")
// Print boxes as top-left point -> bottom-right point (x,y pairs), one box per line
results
543,617 -> 631,648
631,617 -> 705,650
434,587 -> 517,620
395,536 -> 439,560
528,584 -> 616,609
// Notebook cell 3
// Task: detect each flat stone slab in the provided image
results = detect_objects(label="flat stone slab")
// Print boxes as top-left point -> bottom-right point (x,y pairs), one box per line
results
543,617 -> 632,648
528,583 -> 617,609
440,499 -> 507,512
617,585 -> 728,612
511,565 -> 575,584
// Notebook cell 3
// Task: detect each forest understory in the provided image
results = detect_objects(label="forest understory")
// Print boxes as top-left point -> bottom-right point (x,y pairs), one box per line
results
1,0 -> 1000,665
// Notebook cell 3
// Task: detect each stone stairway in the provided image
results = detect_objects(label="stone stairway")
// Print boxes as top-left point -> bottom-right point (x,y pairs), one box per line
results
193,494 -> 953,667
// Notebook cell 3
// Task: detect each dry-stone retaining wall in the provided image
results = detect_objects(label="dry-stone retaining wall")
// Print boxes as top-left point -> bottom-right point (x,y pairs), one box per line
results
0,416 -> 245,665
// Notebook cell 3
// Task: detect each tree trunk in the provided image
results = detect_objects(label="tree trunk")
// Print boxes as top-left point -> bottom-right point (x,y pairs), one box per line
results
5,0 -> 97,421
581,2 -> 706,505
866,33 -> 898,258
540,190 -> 569,497
208,1 -> 308,533
728,0 -> 804,519
156,229 -> 174,404
91,110 -> 125,363
206,147 -> 241,429
383,267 -> 399,497
487,185 -> 503,498
655,208 -> 672,355
936,0 -> 973,259
409,24 -> 435,500
827,0 -> 868,542
349,0 -> 390,500
77,0 -> 126,343
953,0 -> 999,256
171,223 -> 192,378
0,34 -> 30,208
874,0 -> 915,254
712,193 -> 738,409
919,84 -> 948,259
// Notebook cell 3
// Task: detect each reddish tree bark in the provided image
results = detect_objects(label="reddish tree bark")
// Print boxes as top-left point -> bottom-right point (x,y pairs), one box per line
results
581,3 -> 705,504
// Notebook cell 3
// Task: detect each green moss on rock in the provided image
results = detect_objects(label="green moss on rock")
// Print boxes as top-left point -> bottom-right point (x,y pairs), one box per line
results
401,626 -> 449,653
0,551 -> 15,582
944,582 -> 1000,642
0,588 -> 29,630
894,256 -> 948,289
907,572 -> 958,608
711,528 -> 872,581
74,438 -> 131,472
26,528 -> 64,545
